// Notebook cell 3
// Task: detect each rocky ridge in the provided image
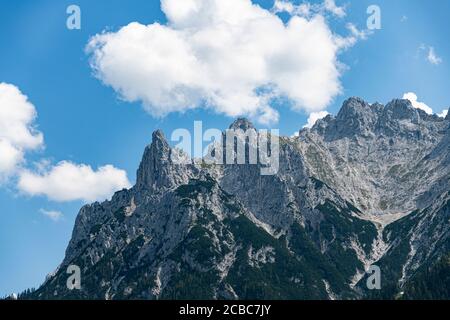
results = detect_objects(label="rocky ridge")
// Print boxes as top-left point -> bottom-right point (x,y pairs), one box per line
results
26,97 -> 450,300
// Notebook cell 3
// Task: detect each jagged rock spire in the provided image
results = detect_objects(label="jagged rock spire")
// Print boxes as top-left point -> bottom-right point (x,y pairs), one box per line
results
150,130 -> 171,159
136,130 -> 172,190
136,130 -> 196,191
229,118 -> 255,131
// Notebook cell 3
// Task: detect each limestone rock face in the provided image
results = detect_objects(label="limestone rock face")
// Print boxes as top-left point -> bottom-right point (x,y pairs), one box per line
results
28,97 -> 450,300
229,118 -> 256,131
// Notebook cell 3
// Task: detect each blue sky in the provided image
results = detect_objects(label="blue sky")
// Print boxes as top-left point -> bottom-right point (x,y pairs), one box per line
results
0,0 -> 449,297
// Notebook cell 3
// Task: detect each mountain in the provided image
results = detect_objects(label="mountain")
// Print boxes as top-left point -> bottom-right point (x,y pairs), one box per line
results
24,97 -> 450,300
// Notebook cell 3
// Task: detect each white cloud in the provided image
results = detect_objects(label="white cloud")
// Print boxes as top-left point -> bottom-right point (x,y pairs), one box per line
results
420,45 -> 442,65
346,23 -> 370,40
323,0 -> 346,18
273,0 -> 345,18
87,0 -> 363,124
437,109 -> 448,118
333,23 -> 371,50
0,83 -> 131,203
303,110 -> 330,128
0,139 -> 23,180
0,83 -> 43,149
273,0 -> 295,14
402,92 -> 433,115
0,83 -> 44,181
273,0 -> 311,16
427,47 -> 442,65
39,209 -> 63,222
18,161 -> 131,203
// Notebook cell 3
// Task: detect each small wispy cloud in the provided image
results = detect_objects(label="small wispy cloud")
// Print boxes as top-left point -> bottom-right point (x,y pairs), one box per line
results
346,23 -> 371,40
273,0 -> 296,14
323,0 -> 346,18
332,23 -> 372,51
420,45 -> 443,65
272,0 -> 346,18
427,47 -> 442,65
39,209 -> 63,222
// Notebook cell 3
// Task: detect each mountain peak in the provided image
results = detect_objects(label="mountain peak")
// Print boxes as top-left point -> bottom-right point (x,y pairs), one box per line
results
136,129 -> 197,191
385,98 -> 414,111
152,129 -> 166,142
136,130 -> 171,189
151,129 -> 170,154
336,97 -> 371,120
229,118 -> 255,131
331,97 -> 376,137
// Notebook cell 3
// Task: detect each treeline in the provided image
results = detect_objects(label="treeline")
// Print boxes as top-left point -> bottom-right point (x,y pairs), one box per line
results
402,253 -> 450,300
1,287 -> 37,300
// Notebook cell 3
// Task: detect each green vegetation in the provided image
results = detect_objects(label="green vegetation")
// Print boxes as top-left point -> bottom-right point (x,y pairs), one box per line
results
402,253 -> 450,300
315,200 -> 377,255
225,216 -> 328,300
113,207 -> 126,223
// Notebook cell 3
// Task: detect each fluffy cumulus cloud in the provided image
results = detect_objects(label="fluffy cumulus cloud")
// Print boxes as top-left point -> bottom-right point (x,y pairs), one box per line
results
402,92 -> 433,115
0,83 -> 131,202
0,83 -> 44,181
437,109 -> 448,118
403,92 -> 450,118
303,111 -> 330,128
0,139 -> 23,180
87,0 -> 364,124
18,161 -> 131,202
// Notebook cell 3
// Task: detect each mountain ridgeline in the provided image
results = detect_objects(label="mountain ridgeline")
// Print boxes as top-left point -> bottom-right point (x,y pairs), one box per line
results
26,97 -> 450,300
